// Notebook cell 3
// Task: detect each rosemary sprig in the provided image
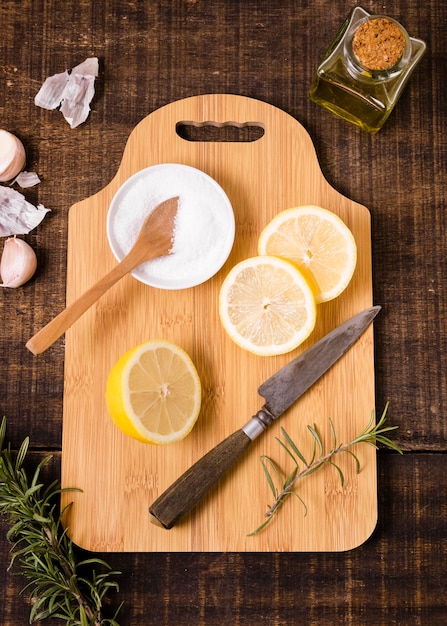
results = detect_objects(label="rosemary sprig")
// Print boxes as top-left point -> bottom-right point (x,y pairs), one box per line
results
249,403 -> 402,535
0,416 -> 122,625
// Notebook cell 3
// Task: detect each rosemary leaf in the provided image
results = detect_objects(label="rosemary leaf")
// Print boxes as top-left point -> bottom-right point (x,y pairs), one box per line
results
344,448 -> 361,473
260,455 -> 282,498
284,466 -> 298,488
307,424 -> 324,456
279,427 -> 308,466
246,514 -> 275,536
0,416 -> 122,625
292,491 -> 308,516
329,418 -> 337,450
328,461 -> 345,487
301,460 -> 325,478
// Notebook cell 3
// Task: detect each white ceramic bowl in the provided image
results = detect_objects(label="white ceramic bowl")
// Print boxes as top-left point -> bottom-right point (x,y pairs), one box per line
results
106,163 -> 235,289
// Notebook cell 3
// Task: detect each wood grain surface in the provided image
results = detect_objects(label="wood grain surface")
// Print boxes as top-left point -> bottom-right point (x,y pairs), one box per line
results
60,94 -> 374,552
1,0 -> 446,623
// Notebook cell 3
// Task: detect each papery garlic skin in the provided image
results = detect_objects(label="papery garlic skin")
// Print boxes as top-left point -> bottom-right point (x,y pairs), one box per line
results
0,187 -> 50,236
0,130 -> 26,182
11,171 -> 41,189
35,57 -> 99,128
0,237 -> 37,288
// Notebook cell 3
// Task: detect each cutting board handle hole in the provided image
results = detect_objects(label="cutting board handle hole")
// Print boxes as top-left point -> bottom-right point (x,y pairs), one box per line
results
176,121 -> 265,142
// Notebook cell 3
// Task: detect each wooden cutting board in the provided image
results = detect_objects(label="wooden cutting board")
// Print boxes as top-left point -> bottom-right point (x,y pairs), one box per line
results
61,94 -> 376,552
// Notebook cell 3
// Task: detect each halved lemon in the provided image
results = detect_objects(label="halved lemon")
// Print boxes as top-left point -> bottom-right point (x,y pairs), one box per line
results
219,255 -> 316,356
105,340 -> 202,444
258,206 -> 357,303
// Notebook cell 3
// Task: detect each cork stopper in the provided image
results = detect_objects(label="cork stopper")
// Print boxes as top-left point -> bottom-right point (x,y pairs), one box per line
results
352,17 -> 406,71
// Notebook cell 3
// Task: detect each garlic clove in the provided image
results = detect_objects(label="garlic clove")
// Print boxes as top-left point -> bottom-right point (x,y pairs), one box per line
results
0,237 -> 37,288
0,130 -> 26,182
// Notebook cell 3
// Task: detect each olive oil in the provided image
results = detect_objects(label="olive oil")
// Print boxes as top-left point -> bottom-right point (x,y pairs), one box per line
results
309,6 -> 426,133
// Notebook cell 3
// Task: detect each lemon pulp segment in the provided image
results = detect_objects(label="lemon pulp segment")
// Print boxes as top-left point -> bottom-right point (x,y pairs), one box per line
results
105,340 -> 201,444
219,256 -> 316,356
258,206 -> 357,303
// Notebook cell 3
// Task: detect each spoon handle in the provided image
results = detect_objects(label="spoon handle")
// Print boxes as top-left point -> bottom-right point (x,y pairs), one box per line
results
27,196 -> 178,355
26,254 -> 142,355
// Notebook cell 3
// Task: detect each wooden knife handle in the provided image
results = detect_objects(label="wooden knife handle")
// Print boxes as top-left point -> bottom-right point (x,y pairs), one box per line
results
149,429 -> 252,529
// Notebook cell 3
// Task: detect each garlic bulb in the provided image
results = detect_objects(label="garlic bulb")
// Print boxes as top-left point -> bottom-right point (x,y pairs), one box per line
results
0,237 -> 37,288
0,130 -> 26,182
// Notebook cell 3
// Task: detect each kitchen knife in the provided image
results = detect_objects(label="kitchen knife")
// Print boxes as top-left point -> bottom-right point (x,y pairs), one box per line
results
149,305 -> 381,529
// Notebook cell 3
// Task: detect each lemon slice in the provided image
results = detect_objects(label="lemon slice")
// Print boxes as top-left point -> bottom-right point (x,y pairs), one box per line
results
105,340 -> 202,444
258,206 -> 357,303
219,256 -> 316,356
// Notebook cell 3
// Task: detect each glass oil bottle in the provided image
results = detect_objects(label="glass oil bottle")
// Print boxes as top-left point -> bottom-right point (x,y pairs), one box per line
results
309,6 -> 426,133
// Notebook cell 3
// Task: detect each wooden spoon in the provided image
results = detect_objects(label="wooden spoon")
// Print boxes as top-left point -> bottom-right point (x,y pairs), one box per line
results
26,196 -> 179,355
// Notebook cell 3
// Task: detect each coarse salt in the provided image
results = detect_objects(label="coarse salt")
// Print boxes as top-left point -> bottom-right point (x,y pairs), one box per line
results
108,164 -> 235,289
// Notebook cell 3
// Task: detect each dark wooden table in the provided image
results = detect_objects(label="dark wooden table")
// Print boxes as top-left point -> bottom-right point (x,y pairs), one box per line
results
1,1 -> 446,624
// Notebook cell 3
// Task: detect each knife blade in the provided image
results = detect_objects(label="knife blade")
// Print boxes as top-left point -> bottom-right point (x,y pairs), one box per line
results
149,305 -> 381,529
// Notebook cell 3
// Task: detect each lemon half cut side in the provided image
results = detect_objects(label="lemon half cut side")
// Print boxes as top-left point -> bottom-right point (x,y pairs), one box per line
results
219,255 -> 317,357
258,205 -> 357,303
105,340 -> 202,445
